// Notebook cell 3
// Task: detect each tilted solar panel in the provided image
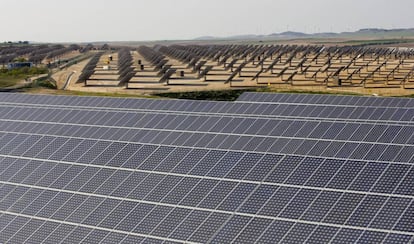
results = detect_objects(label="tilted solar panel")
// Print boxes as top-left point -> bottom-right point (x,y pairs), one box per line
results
0,93 -> 413,243
1,93 -> 414,124
237,92 -> 414,108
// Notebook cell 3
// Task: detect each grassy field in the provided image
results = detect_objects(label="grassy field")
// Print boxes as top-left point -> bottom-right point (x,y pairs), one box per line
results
21,85 -> 414,102
341,38 -> 414,46
0,66 -> 49,88
156,89 -> 261,101
24,87 -> 162,99
23,86 -> 365,101
0,75 -> 28,88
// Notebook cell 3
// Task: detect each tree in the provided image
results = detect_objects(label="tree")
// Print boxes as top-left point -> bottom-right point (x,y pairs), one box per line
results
13,57 -> 27,62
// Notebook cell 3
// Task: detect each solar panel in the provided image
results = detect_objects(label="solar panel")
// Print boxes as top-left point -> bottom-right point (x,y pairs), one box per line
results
0,92 -> 413,243
1,94 -> 414,124
237,92 -> 414,107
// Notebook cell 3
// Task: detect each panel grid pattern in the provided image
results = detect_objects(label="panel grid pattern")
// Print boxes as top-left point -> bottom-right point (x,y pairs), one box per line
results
0,93 -> 413,243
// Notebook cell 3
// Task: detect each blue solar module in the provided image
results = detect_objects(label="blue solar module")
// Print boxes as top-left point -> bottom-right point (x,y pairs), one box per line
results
2,93 -> 414,124
237,92 -> 414,108
0,92 -> 413,243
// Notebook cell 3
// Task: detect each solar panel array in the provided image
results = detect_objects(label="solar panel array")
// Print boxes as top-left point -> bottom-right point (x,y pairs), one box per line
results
74,44 -> 414,90
237,92 -> 414,108
0,92 -> 413,243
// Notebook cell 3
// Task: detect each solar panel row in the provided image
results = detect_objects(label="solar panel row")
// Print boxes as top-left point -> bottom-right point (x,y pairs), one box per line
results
0,105 -> 411,140
131,44 -> 414,89
1,96 -> 414,126
0,93 -> 413,243
0,125 -> 412,165
0,136 -> 413,193
1,156 -> 414,243
0,106 -> 413,162
3,92 -> 414,110
237,92 -> 414,107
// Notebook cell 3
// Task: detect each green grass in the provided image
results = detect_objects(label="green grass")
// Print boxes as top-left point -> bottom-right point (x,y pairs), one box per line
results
395,94 -> 414,98
0,75 -> 27,88
0,66 -> 49,88
25,87 -> 262,101
269,89 -> 362,96
24,88 -> 162,99
155,88 -> 269,101
341,38 -> 414,46
25,87 -> 364,101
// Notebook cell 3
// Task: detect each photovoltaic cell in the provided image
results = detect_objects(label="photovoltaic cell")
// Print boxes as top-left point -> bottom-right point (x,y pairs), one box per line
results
0,92 -> 413,243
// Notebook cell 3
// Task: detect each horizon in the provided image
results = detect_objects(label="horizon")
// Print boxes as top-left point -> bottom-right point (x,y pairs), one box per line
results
2,0 -> 414,43
5,27 -> 414,44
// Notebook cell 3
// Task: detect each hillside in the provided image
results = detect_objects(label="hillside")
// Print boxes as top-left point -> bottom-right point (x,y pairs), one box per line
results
195,28 -> 414,41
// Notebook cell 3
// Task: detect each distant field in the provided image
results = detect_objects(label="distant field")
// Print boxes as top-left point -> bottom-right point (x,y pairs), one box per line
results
105,29 -> 414,46
24,87 -> 162,99
3,40 -> 414,98
0,66 -> 49,88
0,75 -> 24,88
340,38 -> 414,46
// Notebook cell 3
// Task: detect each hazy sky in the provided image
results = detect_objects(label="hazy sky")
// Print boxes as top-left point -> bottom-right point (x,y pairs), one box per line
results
1,0 -> 413,42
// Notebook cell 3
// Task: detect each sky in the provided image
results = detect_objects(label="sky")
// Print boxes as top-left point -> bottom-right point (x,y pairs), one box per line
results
1,0 -> 413,42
